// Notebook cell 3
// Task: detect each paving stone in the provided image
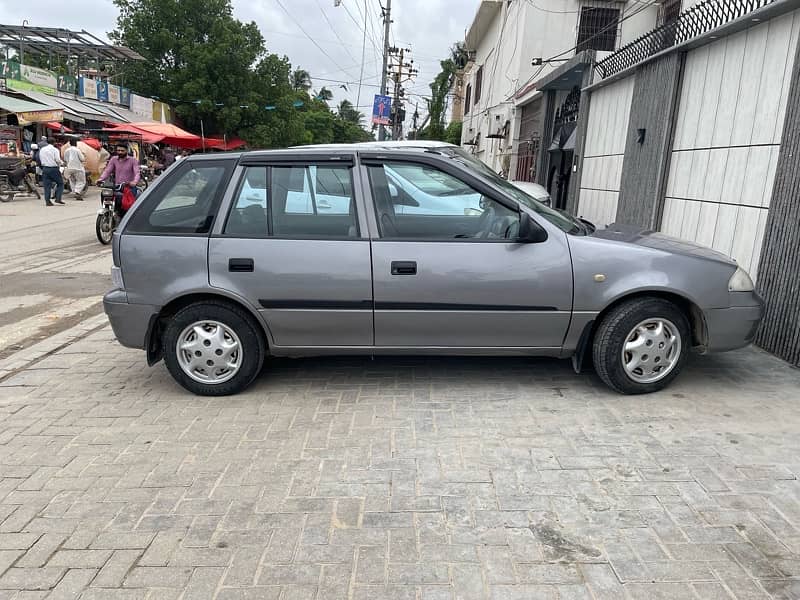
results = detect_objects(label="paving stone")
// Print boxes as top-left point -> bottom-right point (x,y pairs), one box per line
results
0,567 -> 65,590
91,550 -> 142,588
122,566 -> 193,588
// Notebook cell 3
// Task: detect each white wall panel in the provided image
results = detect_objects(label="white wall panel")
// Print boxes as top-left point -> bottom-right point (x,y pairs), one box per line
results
579,75 -> 634,225
661,10 -> 798,280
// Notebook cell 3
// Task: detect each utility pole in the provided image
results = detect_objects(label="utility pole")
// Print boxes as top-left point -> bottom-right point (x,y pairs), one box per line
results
386,46 -> 417,140
411,102 -> 419,139
378,0 -> 391,141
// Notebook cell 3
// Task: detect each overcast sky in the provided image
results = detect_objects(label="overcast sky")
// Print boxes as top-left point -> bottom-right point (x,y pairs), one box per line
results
0,0 -> 480,130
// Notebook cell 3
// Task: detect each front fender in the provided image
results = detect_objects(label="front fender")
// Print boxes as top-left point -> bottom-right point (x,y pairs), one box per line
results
568,235 -> 736,312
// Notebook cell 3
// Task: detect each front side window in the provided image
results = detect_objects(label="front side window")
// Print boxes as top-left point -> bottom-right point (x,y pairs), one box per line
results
127,163 -> 229,234
368,162 -> 519,240
224,164 -> 358,239
577,6 -> 620,52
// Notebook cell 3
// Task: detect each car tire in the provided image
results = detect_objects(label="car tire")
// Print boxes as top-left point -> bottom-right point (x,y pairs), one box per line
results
163,301 -> 266,396
592,297 -> 690,395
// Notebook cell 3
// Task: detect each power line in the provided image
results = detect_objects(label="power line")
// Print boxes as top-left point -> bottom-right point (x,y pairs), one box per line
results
273,0 -> 355,79
315,0 -> 360,68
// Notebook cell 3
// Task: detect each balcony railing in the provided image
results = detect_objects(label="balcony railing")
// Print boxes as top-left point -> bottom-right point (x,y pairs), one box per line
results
595,0 -> 778,79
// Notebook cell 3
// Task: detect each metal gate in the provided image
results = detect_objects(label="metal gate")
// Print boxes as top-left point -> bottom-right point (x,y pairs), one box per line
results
514,139 -> 539,182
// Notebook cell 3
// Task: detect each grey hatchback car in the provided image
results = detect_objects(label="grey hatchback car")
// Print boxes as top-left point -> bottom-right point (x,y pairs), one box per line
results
103,144 -> 763,396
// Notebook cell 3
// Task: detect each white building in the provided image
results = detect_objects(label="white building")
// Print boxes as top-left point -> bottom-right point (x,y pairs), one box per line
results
460,0 -> 664,203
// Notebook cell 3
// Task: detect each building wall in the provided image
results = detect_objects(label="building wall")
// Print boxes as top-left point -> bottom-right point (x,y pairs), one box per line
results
616,53 -> 683,228
660,11 -> 800,279
463,0 -> 658,173
576,75 -> 635,227
755,13 -> 800,366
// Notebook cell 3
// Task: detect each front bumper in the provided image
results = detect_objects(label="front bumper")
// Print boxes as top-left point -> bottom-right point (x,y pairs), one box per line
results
103,289 -> 159,350
704,292 -> 765,352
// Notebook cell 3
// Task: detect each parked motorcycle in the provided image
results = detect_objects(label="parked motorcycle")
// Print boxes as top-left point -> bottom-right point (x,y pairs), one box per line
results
0,158 -> 40,202
96,183 -> 129,245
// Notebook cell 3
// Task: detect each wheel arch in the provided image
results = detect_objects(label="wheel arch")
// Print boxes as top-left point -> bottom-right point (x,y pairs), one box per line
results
145,291 -> 272,366
572,289 -> 707,373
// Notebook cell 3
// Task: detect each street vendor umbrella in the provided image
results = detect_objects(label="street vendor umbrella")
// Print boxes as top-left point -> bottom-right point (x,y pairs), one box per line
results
59,141 -> 101,177
46,122 -> 73,133
81,137 -> 102,151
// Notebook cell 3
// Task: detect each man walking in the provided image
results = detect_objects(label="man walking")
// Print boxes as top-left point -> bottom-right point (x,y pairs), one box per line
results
38,137 -> 65,206
63,139 -> 86,200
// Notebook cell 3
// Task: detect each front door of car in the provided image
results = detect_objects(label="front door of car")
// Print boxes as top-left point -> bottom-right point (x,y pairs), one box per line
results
364,158 -> 573,349
208,159 -> 373,348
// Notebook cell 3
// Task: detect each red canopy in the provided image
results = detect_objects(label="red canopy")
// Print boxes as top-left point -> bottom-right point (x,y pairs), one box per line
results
46,121 -> 73,133
105,122 -> 204,149
81,137 -> 102,150
205,137 -> 246,150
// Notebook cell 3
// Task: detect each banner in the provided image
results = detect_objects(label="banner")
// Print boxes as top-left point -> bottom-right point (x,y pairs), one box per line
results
17,109 -> 64,125
130,93 -> 152,119
108,85 -> 121,105
96,80 -> 109,102
79,76 -> 97,99
0,61 -> 58,93
120,88 -> 131,107
372,94 -> 391,126
152,100 -> 174,123
0,61 -> 21,81
57,74 -> 78,95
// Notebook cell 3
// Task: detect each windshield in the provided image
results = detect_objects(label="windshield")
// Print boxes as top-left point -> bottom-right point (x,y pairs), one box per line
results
434,145 -> 587,235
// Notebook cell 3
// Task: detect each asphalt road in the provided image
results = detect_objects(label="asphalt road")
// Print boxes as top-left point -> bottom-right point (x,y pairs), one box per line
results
0,186 -> 111,357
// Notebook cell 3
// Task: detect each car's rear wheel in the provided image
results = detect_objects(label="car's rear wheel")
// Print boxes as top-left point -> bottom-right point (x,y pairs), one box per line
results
592,297 -> 690,394
163,301 -> 265,396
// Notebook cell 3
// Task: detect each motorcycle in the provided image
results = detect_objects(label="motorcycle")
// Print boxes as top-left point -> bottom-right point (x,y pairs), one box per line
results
95,183 -> 130,245
0,158 -> 40,202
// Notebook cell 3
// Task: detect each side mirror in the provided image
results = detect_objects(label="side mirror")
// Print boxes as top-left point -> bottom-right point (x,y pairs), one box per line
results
517,211 -> 548,243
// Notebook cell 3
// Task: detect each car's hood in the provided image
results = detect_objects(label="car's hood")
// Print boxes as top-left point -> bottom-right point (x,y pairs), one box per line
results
591,223 -> 737,266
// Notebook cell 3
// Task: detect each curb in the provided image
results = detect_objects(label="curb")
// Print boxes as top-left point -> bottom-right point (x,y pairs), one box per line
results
0,313 -> 110,382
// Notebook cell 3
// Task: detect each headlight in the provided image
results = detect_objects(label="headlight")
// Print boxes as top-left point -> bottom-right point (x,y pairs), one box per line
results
728,267 -> 754,292
111,266 -> 125,290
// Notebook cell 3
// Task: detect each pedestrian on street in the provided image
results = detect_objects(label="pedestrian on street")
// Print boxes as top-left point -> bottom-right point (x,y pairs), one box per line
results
38,137 -> 65,206
63,139 -> 86,200
98,143 -> 141,196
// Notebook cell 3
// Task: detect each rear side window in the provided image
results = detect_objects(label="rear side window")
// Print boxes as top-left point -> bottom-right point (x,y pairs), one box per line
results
126,163 -> 230,235
224,164 -> 358,239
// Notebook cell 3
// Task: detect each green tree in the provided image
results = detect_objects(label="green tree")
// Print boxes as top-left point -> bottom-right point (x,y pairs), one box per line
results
337,100 -> 364,125
423,42 -> 467,142
314,87 -> 333,103
444,121 -> 463,145
112,0 -> 267,136
292,68 -> 312,92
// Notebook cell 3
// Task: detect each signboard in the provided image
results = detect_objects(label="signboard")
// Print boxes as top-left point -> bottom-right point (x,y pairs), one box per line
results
120,88 -> 131,107
372,94 -> 391,126
152,100 -> 173,123
96,80 -> 109,102
130,93 -> 152,119
17,109 -> 64,125
0,61 -> 21,81
108,85 -> 121,105
20,65 -> 57,90
57,74 -> 78,95
0,61 -> 58,93
79,76 -> 97,99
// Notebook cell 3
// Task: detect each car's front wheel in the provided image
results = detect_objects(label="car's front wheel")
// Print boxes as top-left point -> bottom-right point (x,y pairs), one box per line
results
163,301 -> 265,396
592,297 -> 690,394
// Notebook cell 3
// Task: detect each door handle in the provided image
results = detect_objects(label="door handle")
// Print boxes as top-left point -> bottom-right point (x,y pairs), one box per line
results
391,261 -> 417,275
228,258 -> 254,272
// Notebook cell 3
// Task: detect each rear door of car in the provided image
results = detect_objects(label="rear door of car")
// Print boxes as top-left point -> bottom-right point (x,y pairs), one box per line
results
208,153 -> 374,349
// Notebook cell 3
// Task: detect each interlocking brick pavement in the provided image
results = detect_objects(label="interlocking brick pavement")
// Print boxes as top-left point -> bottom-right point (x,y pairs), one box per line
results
0,325 -> 799,598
